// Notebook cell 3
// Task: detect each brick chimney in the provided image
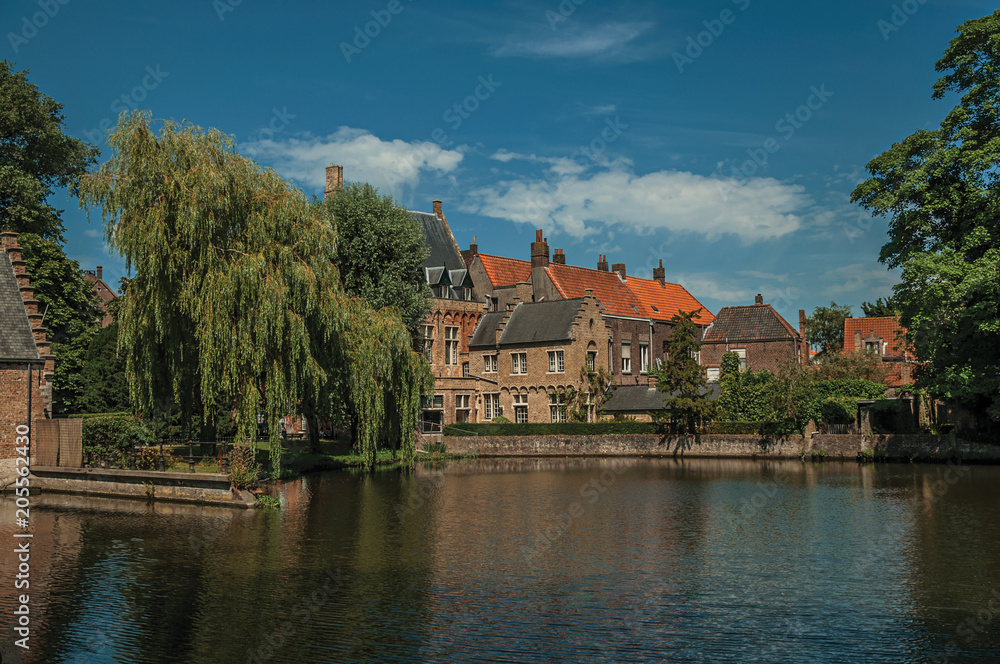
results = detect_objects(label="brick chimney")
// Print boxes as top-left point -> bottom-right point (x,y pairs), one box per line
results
799,309 -> 809,365
469,235 -> 478,255
653,259 -> 665,284
324,164 -> 343,201
597,254 -> 609,272
433,200 -> 445,221
552,248 -> 565,265
612,262 -> 626,279
755,293 -> 763,305
854,329 -> 863,352
530,229 -> 549,269
96,265 -> 103,281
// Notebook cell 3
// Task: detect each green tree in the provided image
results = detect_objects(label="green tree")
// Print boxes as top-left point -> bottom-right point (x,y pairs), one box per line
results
851,10 -> 1000,423
77,322 -> 129,414
79,112 -> 428,470
805,302 -> 853,356
653,309 -> 715,434
556,364 -> 613,422
0,60 -> 98,241
860,296 -> 900,318
18,233 -> 101,415
716,351 -> 780,423
324,182 -> 432,339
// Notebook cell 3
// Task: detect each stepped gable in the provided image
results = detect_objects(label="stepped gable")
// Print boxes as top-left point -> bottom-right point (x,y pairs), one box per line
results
0,250 -> 40,361
704,303 -> 797,342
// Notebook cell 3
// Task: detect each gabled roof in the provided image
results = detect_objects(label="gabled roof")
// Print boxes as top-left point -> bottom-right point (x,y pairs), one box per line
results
703,304 -> 798,343
602,384 -> 721,412
469,298 -> 584,347
0,252 -> 39,361
477,253 -> 532,287
625,275 -> 714,325
844,316 -> 914,360
410,211 -> 465,272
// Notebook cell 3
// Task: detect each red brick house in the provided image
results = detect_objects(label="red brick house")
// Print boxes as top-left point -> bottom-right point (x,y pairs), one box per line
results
0,232 -> 54,484
82,265 -> 117,328
843,316 -> 918,386
700,295 -> 808,380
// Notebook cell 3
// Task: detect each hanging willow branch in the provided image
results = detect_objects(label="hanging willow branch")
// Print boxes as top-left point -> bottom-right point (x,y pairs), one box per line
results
79,111 -> 428,471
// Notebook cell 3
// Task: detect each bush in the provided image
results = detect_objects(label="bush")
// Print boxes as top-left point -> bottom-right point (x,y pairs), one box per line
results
698,420 -> 798,436
228,443 -> 260,490
82,414 -> 156,468
443,421 -> 659,436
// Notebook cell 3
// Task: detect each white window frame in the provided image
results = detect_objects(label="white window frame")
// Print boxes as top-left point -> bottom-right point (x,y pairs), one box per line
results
512,352 -> 527,375
549,393 -> 567,423
621,341 -> 631,374
640,342 -> 649,374
548,350 -> 565,373
513,393 -> 528,423
444,326 -> 459,366
483,354 -> 497,373
422,325 -> 434,363
706,367 -> 720,383
734,348 -> 746,371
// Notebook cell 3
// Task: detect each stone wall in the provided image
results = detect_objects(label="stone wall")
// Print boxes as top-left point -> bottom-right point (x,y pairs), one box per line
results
29,467 -> 253,507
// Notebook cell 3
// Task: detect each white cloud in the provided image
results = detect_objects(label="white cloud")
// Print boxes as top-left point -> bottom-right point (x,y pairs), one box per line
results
241,127 -> 464,195
819,264 -> 899,298
494,22 -> 655,60
462,156 -> 814,242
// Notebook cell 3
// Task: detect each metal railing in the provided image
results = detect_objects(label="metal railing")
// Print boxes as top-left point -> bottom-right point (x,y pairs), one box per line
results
83,437 -> 273,474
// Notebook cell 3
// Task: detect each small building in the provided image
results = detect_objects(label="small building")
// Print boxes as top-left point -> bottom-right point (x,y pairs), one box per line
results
0,232 -> 54,484
843,316 -> 918,387
82,265 -> 117,328
468,292 -> 609,423
700,295 -> 807,380
601,383 -> 721,422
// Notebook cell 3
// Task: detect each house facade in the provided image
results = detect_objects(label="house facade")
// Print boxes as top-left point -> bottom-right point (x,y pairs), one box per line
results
843,316 -> 918,386
0,232 -> 54,484
700,295 -> 808,380
82,265 -> 117,328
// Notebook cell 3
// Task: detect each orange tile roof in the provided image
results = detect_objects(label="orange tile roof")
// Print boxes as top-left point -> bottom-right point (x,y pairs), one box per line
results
625,275 -> 714,324
843,316 -> 914,360
477,253 -> 532,287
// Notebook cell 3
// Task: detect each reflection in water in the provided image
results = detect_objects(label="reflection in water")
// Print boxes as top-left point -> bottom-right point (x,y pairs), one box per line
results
0,458 -> 998,663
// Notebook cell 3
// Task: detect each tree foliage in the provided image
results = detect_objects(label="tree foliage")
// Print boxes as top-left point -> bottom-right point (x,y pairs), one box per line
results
555,364 -> 613,422
324,182 -> 432,339
653,309 -> 715,434
805,302 -> 853,356
716,351 -> 781,423
860,296 -> 900,318
18,232 -> 101,414
811,349 -> 889,383
79,112 -> 428,470
851,10 -> 1000,422
0,60 -> 98,241
77,322 -> 129,414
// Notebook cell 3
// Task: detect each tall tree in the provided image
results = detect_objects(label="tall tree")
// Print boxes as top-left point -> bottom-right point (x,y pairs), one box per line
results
860,296 -> 900,318
851,10 -> 1000,423
805,302 -> 853,356
19,233 -> 101,414
323,182 -> 432,339
653,309 -> 715,434
0,60 -> 98,241
79,112 -> 427,470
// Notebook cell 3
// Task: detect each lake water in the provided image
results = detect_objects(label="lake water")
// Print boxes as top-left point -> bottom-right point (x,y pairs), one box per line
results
2,458 -> 999,663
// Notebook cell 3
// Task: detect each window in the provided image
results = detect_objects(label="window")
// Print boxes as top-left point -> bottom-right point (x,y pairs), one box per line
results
420,394 -> 444,433
587,351 -> 596,371
483,354 -> 497,373
511,352 -> 527,374
734,348 -> 747,371
549,393 -> 567,423
621,341 -> 631,373
640,342 -> 649,374
456,394 -> 471,423
706,367 -> 720,383
483,393 -> 500,420
513,393 -> 528,423
689,349 -> 701,364
548,350 -> 564,373
444,327 -> 459,365
462,362 -> 469,377
422,325 -> 434,363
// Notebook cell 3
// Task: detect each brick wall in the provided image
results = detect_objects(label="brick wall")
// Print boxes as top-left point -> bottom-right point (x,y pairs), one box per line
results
701,338 -> 799,374
0,362 -> 44,462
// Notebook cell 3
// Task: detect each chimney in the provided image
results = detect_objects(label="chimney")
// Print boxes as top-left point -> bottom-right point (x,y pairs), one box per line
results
469,235 -> 478,255
433,200 -> 445,221
755,293 -> 763,305
530,229 -> 549,269
653,259 -> 665,285
553,248 -> 565,265
324,164 -> 343,201
799,309 -> 809,365
612,263 -> 626,279
597,254 -> 609,272
96,266 -> 103,280
854,329 -> 862,352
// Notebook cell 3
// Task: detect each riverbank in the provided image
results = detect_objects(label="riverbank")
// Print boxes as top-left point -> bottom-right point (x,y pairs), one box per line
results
440,432 -> 1000,463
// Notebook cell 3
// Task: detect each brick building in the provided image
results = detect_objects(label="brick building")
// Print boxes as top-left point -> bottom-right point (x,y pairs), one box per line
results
700,294 -> 807,380
82,265 -> 117,327
0,232 -> 54,484
466,231 -> 714,393
843,316 -> 918,386
468,293 -> 609,422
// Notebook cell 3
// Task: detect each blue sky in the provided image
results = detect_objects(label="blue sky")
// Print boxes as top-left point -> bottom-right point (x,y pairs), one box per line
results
3,0 -> 993,323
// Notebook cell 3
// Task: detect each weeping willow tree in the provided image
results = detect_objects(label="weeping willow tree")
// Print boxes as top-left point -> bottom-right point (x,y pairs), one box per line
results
79,111 -> 429,471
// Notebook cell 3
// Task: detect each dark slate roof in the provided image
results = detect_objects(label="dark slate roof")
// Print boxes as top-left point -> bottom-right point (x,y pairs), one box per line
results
0,252 -> 39,360
469,299 -> 584,347
703,304 -> 798,343
469,311 -> 505,348
602,383 -> 720,412
410,211 -> 465,272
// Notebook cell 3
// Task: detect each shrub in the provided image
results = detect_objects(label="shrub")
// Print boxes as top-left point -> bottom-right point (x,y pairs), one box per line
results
227,443 -> 260,490
82,414 -> 156,468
